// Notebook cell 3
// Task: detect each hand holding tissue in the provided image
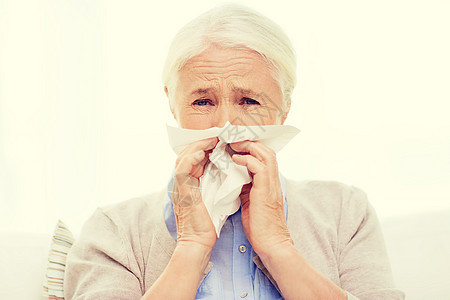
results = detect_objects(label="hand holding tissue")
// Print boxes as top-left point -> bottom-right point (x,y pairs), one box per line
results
167,121 -> 300,237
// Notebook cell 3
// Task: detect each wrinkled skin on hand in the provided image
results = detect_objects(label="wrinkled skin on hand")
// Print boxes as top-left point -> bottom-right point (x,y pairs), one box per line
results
171,137 -> 219,251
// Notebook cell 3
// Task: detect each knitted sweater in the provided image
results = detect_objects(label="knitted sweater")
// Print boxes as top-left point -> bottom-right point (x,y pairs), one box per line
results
64,178 -> 405,299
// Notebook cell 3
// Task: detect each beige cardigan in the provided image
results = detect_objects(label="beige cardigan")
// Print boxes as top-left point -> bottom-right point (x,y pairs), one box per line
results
64,178 -> 405,299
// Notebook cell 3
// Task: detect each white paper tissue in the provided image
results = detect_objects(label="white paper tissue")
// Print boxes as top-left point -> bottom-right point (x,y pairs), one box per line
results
166,120 -> 300,237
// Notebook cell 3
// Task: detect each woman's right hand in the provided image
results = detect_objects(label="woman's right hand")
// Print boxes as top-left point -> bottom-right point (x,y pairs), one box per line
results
171,136 -> 219,252
142,137 -> 219,299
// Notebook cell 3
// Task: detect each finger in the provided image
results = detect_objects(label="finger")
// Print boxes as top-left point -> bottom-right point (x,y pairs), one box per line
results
176,148 -> 211,179
175,136 -> 218,178
229,140 -> 275,164
239,182 -> 252,206
173,174 -> 201,208
175,137 -> 218,178
231,153 -> 265,175
177,137 -> 219,162
173,138 -> 219,209
232,153 -> 273,194
191,151 -> 211,178
173,150 -> 205,207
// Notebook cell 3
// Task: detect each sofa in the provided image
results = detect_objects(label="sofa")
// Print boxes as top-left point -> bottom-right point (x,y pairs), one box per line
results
1,209 -> 449,299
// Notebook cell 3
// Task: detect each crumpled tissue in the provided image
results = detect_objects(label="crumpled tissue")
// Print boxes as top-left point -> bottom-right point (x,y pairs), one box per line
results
166,120 -> 300,237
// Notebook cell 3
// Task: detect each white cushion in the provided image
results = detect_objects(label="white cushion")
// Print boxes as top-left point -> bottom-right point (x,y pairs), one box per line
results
42,220 -> 74,299
381,209 -> 450,299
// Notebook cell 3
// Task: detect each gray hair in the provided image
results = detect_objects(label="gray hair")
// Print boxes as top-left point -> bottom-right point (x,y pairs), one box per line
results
162,3 -> 296,114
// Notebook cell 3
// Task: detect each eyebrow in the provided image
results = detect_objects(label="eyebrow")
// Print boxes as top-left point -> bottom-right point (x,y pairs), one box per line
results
190,88 -> 214,96
232,87 -> 260,98
189,87 -> 261,98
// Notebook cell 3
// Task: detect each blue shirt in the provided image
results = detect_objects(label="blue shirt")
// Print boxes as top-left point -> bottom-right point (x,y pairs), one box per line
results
163,169 -> 288,299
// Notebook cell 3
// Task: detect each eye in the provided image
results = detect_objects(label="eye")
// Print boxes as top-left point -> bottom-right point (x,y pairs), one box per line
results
193,99 -> 213,106
241,97 -> 260,105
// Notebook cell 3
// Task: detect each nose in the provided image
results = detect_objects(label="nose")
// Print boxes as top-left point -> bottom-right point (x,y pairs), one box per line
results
211,103 -> 237,128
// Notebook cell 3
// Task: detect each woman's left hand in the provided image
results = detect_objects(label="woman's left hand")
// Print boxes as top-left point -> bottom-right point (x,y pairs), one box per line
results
230,140 -> 294,258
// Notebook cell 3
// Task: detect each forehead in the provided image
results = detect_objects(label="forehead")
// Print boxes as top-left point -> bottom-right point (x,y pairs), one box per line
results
177,46 -> 280,93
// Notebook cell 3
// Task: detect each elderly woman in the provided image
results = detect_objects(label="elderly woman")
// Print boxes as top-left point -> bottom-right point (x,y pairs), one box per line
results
64,4 -> 404,300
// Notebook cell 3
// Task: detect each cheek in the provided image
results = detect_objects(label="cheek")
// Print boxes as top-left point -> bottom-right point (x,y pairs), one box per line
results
178,112 -> 214,129
240,106 -> 280,125
175,103 -> 279,128
182,107 -> 277,127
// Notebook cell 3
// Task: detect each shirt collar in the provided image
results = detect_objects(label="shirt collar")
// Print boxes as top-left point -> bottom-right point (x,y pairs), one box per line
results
164,168 -> 288,241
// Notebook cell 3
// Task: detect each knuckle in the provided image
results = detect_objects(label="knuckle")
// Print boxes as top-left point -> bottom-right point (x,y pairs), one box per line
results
185,155 -> 196,166
191,151 -> 204,163
174,172 -> 190,186
175,155 -> 183,166
207,139 -> 216,149
259,163 -> 268,174
189,186 -> 201,203
176,154 -> 195,170
268,147 -> 276,157
177,194 -> 193,208
180,152 -> 202,168
267,156 -> 278,168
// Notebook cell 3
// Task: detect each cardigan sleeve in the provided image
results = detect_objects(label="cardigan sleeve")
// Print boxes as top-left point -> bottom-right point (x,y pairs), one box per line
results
64,208 -> 143,300
338,186 -> 405,300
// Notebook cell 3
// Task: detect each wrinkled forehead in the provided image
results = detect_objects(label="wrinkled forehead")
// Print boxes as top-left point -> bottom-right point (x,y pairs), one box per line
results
177,45 -> 280,92
182,45 -> 275,73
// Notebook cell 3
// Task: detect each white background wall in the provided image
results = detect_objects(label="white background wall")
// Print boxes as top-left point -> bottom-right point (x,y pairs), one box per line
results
0,0 -> 449,236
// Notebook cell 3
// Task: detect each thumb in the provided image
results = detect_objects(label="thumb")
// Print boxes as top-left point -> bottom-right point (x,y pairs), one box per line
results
240,182 -> 252,205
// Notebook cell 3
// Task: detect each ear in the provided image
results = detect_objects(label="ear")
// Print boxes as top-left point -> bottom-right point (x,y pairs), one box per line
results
281,113 -> 288,125
164,86 -> 177,120
280,100 -> 291,125
164,86 -> 169,98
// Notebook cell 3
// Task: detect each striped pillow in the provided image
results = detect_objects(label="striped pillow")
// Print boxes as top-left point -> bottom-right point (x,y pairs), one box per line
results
42,220 -> 75,300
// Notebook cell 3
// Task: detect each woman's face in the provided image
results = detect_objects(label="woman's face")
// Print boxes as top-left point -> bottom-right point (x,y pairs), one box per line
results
167,45 -> 288,130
